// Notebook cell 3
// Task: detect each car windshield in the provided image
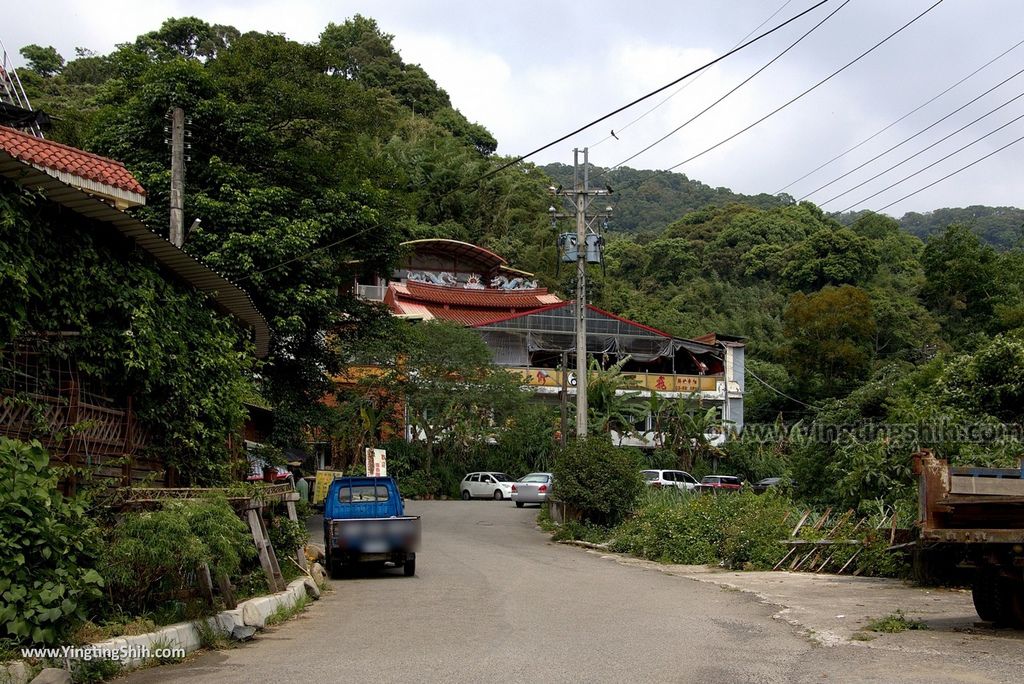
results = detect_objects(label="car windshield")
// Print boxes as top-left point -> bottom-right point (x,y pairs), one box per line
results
642,471 -> 659,481
521,474 -> 550,483
492,473 -> 512,482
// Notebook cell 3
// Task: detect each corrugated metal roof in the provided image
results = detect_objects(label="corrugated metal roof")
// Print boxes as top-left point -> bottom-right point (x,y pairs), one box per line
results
0,150 -> 270,357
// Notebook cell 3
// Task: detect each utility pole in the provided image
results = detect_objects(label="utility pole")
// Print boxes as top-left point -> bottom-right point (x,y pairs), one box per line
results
550,147 -> 612,440
169,107 -> 185,248
573,149 -> 588,437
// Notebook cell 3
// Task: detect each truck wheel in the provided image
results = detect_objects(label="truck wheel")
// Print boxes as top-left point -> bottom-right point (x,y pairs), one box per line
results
404,554 -> 416,577
461,490 -> 471,500
493,490 -> 503,501
329,559 -> 344,580
515,501 -> 525,508
972,570 -> 1003,622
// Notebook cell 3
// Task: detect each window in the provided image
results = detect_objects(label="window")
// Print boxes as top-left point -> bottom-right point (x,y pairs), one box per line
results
338,485 -> 388,503
469,474 -> 481,482
680,472 -> 697,484
642,471 -> 658,481
521,474 -> 550,483
492,473 -> 512,482
663,471 -> 678,482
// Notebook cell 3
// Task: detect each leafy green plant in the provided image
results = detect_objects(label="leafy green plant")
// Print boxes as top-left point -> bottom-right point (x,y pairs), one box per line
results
0,438 -> 104,646
265,594 -> 309,627
551,436 -> 645,526
98,496 -> 254,615
866,610 -> 928,633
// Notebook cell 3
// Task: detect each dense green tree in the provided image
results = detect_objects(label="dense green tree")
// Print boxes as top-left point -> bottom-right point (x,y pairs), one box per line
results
18,44 -> 64,76
781,285 -> 876,397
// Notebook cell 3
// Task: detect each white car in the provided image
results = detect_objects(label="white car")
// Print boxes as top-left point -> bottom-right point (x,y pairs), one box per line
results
511,472 -> 553,508
461,472 -> 515,500
641,469 -> 699,491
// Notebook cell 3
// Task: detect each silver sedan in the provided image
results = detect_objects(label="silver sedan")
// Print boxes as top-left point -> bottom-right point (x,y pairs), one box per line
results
511,472 -> 553,507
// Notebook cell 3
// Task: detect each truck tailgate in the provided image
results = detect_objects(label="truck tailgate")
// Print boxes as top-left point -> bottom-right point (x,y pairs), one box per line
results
329,516 -> 421,553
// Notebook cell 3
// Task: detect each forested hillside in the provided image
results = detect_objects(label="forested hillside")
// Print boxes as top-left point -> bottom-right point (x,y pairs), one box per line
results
15,15 -> 1024,511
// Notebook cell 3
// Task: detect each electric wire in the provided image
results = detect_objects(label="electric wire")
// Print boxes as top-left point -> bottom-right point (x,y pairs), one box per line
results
609,0 -> 851,172
587,0 -> 795,150
840,121 -> 1024,213
799,62 -> 1024,200
775,36 -> 1024,195
746,365 -> 820,410
873,133 -> 1024,213
234,224 -> 379,282
447,0 -> 832,195
656,0 -> 944,178
819,88 -> 1024,206
246,0 -> 834,279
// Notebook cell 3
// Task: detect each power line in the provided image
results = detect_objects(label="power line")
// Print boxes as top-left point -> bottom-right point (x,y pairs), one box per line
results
222,3 -> 831,286
873,133 -> 1024,213
657,0 -> 945,177
746,365 -> 820,410
609,0 -> 851,172
775,36 -> 1024,195
820,88 -> 1024,206
447,0 -> 833,196
800,63 -> 1024,200
234,224 -> 378,283
839,117 -> 1024,213
587,0 -> 795,150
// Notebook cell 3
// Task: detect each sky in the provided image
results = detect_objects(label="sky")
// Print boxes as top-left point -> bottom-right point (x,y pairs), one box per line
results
5,0 -> 1024,216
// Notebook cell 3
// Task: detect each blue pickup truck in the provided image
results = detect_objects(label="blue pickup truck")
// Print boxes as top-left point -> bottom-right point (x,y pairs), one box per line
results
323,476 -> 421,578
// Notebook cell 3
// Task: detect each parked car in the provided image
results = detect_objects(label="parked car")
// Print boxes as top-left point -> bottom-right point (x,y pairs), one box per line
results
323,476 -> 420,579
752,476 -> 789,494
511,473 -> 553,507
697,475 -> 743,492
641,469 -> 699,491
461,472 -> 515,500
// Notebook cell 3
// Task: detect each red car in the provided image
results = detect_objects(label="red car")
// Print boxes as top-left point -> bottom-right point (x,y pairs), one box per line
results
698,475 -> 743,492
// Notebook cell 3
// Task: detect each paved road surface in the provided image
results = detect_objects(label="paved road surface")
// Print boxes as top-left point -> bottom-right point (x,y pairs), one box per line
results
127,501 -> 1024,683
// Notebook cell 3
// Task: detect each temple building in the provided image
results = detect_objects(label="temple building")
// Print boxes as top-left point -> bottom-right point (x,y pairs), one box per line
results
353,238 -> 745,446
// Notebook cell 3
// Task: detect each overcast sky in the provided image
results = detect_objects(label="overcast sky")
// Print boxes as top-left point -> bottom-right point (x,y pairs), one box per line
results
6,0 -> 1024,215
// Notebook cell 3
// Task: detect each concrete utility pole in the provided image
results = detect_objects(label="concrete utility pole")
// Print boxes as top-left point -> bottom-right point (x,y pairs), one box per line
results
550,148 -> 611,440
573,149 -> 588,437
169,106 -> 185,248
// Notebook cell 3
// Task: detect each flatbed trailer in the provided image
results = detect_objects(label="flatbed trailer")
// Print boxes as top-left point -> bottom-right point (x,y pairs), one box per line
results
914,449 -> 1024,626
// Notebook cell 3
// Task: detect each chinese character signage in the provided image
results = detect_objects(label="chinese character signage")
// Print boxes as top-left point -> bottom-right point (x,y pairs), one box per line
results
365,448 -> 387,477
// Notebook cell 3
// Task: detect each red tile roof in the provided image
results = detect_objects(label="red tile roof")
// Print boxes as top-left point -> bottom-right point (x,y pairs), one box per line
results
401,281 -> 559,308
0,126 -> 146,196
386,281 -> 561,325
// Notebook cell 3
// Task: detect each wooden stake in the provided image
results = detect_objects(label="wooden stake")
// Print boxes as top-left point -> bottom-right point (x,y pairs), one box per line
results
286,500 -> 308,572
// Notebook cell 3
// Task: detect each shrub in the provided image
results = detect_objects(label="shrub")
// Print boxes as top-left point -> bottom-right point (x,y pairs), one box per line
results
0,438 -> 104,646
552,436 -> 645,526
611,490 -> 792,569
99,496 -> 254,615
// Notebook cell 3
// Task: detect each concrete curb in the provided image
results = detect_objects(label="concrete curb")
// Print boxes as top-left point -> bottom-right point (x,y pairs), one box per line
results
5,572 -> 325,682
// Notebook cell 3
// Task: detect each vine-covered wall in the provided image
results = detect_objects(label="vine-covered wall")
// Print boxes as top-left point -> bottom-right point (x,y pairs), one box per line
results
0,179 -> 255,485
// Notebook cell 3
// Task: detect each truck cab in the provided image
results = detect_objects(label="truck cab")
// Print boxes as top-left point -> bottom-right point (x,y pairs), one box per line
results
323,476 -> 420,578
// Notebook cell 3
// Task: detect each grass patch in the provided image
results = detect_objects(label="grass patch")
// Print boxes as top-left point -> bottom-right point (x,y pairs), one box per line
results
70,658 -> 123,684
866,610 -> 928,633
146,637 -> 185,666
192,619 -> 230,651
850,631 -> 876,641
265,595 -> 310,627
551,520 -> 611,544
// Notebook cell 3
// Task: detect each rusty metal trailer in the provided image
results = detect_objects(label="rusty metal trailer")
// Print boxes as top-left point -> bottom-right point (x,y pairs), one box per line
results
914,449 -> 1024,626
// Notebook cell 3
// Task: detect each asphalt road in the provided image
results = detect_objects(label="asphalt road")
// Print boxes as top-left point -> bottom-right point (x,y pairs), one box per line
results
126,501 -> 1024,683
